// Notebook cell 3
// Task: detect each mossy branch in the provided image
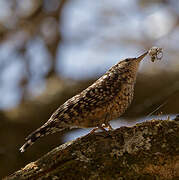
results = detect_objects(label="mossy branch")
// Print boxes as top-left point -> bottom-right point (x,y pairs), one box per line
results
4,118 -> 179,180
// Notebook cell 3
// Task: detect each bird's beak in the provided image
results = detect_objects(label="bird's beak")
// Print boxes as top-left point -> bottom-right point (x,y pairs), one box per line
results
136,51 -> 148,62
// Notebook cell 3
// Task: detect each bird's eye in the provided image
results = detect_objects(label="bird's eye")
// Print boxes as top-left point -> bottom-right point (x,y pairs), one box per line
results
125,58 -> 130,62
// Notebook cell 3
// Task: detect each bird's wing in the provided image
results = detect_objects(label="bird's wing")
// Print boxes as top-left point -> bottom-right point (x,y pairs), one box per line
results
51,71 -> 122,121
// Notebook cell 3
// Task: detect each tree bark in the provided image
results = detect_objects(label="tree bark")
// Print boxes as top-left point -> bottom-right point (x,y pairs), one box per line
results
4,118 -> 179,180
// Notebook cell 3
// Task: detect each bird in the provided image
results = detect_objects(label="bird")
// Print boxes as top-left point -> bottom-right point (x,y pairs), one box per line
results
20,51 -> 148,153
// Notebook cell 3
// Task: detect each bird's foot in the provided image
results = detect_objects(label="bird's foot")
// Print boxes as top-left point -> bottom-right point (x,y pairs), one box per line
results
87,123 -> 113,137
102,123 -> 114,131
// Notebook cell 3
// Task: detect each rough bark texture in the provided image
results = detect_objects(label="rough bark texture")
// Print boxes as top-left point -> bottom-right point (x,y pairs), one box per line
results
4,118 -> 179,180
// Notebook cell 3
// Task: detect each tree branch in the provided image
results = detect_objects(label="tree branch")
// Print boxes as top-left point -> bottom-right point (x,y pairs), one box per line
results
4,118 -> 179,180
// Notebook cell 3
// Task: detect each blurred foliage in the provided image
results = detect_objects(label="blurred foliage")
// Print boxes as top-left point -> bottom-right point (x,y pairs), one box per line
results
0,0 -> 179,178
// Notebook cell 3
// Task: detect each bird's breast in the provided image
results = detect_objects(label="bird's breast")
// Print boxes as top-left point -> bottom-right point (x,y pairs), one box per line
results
108,82 -> 134,120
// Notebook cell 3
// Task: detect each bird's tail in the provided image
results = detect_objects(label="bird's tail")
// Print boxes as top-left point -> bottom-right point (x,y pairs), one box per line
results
19,123 -> 66,153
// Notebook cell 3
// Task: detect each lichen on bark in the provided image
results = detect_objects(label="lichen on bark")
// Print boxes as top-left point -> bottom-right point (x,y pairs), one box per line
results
4,118 -> 179,180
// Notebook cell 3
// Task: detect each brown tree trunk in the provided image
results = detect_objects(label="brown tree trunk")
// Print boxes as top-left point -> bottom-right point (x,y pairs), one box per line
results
4,118 -> 179,180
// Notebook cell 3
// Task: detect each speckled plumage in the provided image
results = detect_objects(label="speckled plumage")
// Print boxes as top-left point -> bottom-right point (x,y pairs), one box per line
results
20,51 -> 148,152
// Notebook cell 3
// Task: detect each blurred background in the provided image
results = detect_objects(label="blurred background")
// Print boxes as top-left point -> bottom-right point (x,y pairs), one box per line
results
0,0 -> 179,178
